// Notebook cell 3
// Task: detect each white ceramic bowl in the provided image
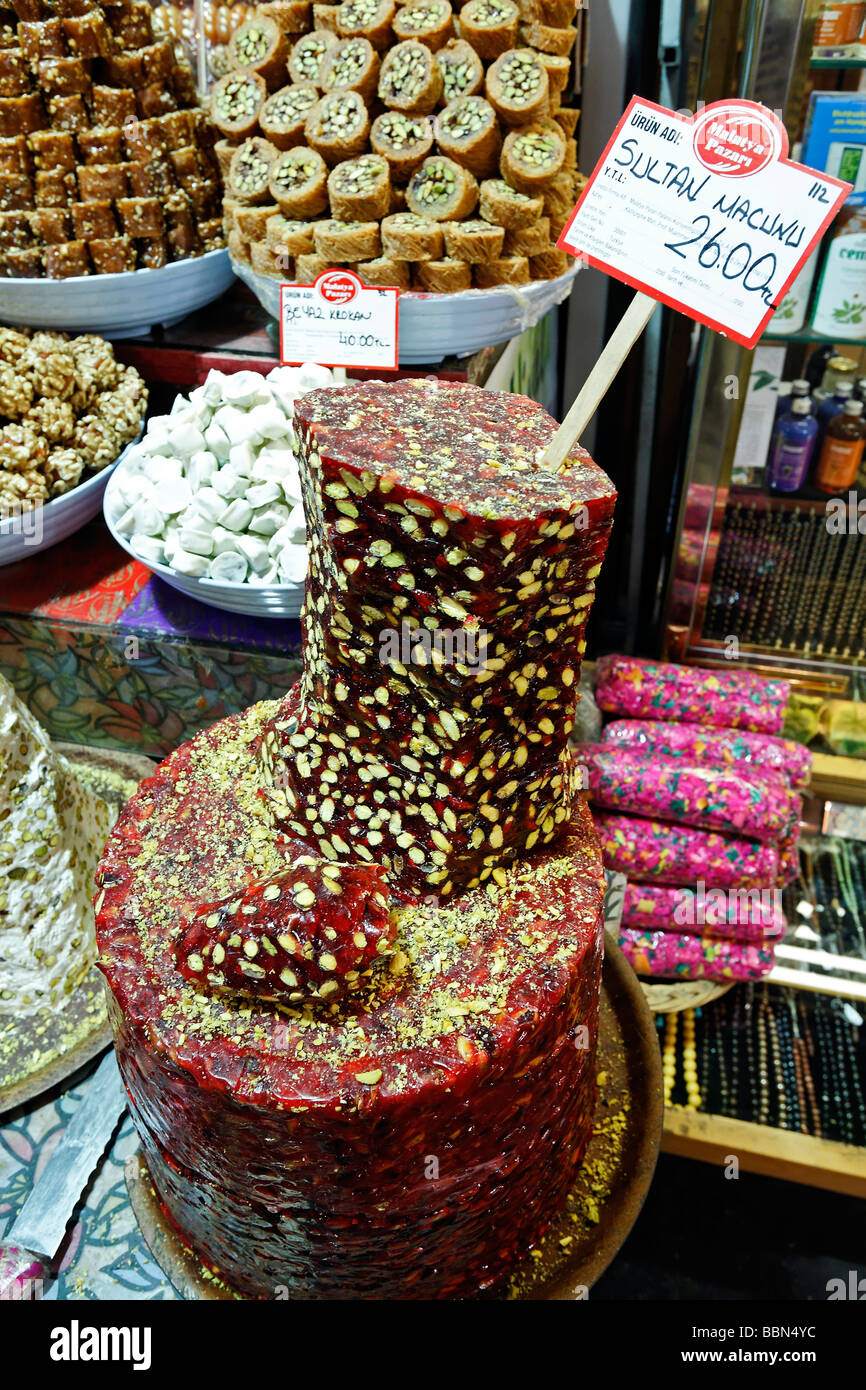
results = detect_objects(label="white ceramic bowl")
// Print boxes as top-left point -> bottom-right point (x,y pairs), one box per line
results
232,259 -> 579,364
0,434 -> 141,566
103,453 -> 305,618
0,250 -> 236,339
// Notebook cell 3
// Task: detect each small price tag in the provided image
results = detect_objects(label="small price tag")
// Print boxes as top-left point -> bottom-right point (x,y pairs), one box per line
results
557,97 -> 852,348
280,270 -> 399,370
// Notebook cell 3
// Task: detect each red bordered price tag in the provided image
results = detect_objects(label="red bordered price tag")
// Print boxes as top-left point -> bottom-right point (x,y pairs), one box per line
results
557,97 -> 852,348
280,270 -> 400,370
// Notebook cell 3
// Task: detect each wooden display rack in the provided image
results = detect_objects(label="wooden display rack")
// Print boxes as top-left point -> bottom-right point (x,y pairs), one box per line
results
662,1105 -> 866,1199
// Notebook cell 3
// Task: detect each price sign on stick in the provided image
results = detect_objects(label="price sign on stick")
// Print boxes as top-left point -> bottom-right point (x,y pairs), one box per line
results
544,97 -> 852,470
280,270 -> 399,371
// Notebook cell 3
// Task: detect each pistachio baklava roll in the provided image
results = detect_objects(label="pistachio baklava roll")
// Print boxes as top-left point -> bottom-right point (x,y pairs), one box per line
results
500,121 -> 565,192
434,96 -> 500,178
266,211 -> 318,253
541,167 -> 575,226
380,208 -> 442,259
259,84 -> 320,149
529,245 -> 569,278
537,51 -> 571,95
296,250 -> 346,280
441,217 -> 503,261
320,36 -> 380,100
355,253 -> 410,286
474,253 -> 528,285
235,203 -> 278,240
305,90 -> 370,163
313,3 -> 341,30
436,38 -> 483,101
518,0 -> 577,23
518,18 -> 576,53
406,153 -> 477,219
503,216 -> 549,255
477,175 -> 542,227
228,15 -> 291,89
288,29 -> 338,85
392,0 -> 453,49
485,48 -> 549,126
414,255 -> 470,290
459,0 -> 518,56
269,144 -> 330,215
378,39 -> 442,112
370,110 -> 433,181
554,104 -> 579,137
228,136 -> 280,203
210,72 -> 268,139
227,228 -> 250,263
336,0 -> 396,47
259,0 -> 314,33
214,141 -> 238,180
250,238 -> 289,275
313,216 -> 381,260
327,151 -> 390,219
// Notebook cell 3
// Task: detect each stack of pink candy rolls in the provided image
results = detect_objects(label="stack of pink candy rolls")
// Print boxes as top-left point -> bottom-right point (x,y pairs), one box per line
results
586,656 -> 811,983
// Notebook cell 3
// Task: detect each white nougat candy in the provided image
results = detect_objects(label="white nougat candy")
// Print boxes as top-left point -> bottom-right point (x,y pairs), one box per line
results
131,500 -> 163,536
246,480 -> 281,508
285,500 -> 306,543
247,401 -> 290,442
131,535 -> 166,565
248,501 -> 289,536
220,498 -> 254,532
187,450 -> 218,490
222,370 -> 266,408
212,524 -> 242,555
179,525 -> 214,556
236,532 -> 270,573
279,544 -> 308,583
208,551 -> 248,583
147,455 -> 184,486
160,479 -> 193,515
229,441 -> 257,477
114,505 -> 138,537
171,547 -> 210,576
167,420 -> 206,457
248,563 -> 280,586
213,403 -> 254,446
186,485 -> 224,523
296,363 -> 335,392
204,420 -> 231,461
211,467 -> 248,501
201,369 -> 227,406
140,423 -> 171,455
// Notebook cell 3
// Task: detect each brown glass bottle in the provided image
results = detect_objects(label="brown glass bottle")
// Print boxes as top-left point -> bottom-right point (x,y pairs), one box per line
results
815,399 -> 866,493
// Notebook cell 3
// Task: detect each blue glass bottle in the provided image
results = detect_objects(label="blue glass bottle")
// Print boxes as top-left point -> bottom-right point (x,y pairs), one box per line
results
767,398 -> 819,493
816,381 -> 855,449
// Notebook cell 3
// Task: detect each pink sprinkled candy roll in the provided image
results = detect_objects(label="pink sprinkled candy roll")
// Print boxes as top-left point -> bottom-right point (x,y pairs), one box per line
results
594,655 -> 790,735
622,882 -> 786,942
581,746 -> 799,845
595,812 -> 782,889
618,928 -> 776,981
601,719 -> 812,789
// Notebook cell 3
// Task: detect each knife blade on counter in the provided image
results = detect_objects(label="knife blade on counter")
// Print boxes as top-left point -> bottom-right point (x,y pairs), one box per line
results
0,1048 -> 127,1299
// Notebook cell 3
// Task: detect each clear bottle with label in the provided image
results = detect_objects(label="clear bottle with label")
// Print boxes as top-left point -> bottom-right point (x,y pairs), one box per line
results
815,399 -> 866,493
770,250 -> 819,334
811,207 -> 866,341
767,398 -> 819,493
820,355 -> 859,393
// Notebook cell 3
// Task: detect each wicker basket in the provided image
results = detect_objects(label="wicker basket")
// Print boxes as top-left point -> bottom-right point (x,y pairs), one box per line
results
640,978 -> 734,1014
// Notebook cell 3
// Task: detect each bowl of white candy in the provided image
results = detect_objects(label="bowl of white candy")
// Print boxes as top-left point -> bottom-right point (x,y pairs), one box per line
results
103,363 -> 337,618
